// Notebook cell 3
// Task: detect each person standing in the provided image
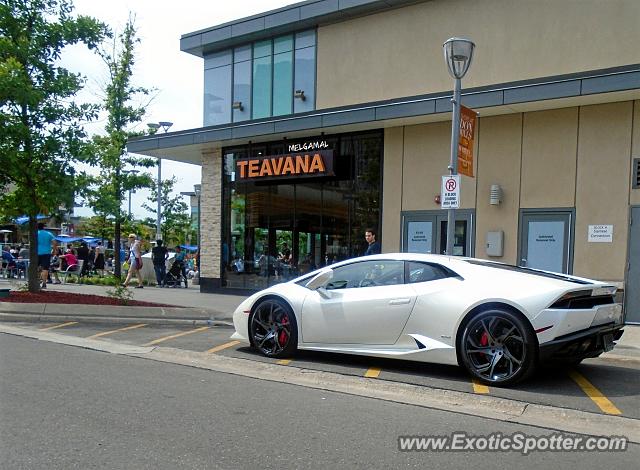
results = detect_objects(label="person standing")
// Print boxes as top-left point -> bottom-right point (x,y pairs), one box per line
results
94,241 -> 106,277
37,223 -> 56,288
76,241 -> 89,277
364,228 -> 381,256
174,245 -> 188,288
122,234 -> 144,288
151,240 -> 169,287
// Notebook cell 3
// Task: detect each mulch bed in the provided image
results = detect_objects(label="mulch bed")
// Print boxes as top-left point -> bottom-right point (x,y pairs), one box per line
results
0,291 -> 177,308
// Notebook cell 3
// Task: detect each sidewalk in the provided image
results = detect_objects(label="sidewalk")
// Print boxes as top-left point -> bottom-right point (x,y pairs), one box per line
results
0,278 -> 246,324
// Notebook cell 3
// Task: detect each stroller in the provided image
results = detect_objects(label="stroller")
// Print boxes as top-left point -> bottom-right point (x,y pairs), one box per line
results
164,259 -> 188,288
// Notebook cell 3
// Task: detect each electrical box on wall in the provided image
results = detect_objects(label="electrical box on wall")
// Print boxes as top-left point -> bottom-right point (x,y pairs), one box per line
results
486,231 -> 504,257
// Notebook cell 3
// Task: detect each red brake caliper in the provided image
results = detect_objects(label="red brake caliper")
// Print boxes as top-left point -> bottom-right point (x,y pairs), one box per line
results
278,315 -> 289,346
480,331 -> 489,358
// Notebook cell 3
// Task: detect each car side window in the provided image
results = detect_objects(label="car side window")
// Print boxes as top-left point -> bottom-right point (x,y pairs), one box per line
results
407,261 -> 450,284
327,260 -> 405,289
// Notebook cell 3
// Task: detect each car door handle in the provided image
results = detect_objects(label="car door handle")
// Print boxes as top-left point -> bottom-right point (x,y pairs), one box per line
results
389,298 -> 411,305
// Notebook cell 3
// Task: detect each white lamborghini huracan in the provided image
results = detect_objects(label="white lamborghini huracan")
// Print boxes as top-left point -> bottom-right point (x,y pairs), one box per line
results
231,253 -> 624,385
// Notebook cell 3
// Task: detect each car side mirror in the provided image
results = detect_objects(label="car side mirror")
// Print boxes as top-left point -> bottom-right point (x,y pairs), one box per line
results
305,268 -> 333,290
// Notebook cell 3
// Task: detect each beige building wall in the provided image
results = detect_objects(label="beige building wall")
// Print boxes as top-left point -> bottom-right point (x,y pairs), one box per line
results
316,0 -> 640,109
474,114 -> 523,264
200,148 -> 222,281
573,102 -> 632,281
631,101 -> 640,206
382,127 -> 404,252
521,108 -> 578,208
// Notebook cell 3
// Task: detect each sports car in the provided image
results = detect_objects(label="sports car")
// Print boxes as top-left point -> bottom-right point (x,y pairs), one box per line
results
231,253 -> 624,385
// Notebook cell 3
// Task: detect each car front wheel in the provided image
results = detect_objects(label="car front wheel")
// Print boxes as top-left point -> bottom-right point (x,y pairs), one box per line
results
459,308 -> 536,386
249,298 -> 298,358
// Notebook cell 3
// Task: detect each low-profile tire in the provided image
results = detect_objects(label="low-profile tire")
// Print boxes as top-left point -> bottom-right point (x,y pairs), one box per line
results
248,298 -> 298,358
459,308 -> 537,386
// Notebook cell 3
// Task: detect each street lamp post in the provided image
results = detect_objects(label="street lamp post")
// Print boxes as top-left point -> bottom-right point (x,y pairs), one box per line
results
147,121 -> 173,241
443,37 -> 475,256
122,169 -> 138,217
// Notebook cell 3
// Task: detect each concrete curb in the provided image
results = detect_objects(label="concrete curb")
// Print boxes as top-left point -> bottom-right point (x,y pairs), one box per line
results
0,301 -> 234,325
0,312 -> 233,327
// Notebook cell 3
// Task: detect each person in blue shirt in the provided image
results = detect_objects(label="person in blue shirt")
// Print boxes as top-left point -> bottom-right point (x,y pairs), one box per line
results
37,222 -> 56,288
174,246 -> 188,288
364,228 -> 381,256
2,245 -> 16,277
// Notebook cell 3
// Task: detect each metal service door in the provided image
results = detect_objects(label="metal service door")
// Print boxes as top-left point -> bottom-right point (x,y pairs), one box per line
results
519,210 -> 574,274
625,207 -> 640,324
402,210 -> 474,256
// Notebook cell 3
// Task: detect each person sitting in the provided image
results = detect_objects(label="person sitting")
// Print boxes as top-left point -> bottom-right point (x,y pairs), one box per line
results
2,245 -> 17,278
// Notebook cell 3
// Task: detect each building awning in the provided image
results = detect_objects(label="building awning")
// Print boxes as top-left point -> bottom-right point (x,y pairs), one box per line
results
127,65 -> 640,166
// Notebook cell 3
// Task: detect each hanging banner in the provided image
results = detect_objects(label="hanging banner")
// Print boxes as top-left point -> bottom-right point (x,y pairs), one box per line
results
457,105 -> 477,178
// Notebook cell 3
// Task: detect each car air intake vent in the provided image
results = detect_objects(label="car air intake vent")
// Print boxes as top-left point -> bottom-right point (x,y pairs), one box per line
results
634,158 -> 640,189
550,293 -> 615,309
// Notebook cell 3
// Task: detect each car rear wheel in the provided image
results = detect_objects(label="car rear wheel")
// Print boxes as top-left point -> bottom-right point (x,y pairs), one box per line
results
249,298 -> 297,358
460,308 -> 536,386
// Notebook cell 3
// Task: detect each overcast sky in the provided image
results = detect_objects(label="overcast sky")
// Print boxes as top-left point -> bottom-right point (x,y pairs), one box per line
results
63,0 -> 298,218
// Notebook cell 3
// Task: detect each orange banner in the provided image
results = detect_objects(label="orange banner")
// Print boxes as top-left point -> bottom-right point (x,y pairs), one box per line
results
457,105 -> 477,177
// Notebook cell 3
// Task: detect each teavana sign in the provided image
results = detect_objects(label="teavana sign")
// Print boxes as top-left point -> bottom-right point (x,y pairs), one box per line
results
236,150 -> 335,181
457,105 -> 477,178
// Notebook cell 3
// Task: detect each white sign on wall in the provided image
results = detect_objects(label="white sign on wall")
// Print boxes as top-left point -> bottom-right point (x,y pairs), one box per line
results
407,222 -> 433,253
441,175 -> 460,209
588,225 -> 613,243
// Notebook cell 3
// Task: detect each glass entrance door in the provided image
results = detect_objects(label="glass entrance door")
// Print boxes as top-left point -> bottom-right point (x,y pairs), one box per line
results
402,210 -> 474,256
519,210 -> 574,274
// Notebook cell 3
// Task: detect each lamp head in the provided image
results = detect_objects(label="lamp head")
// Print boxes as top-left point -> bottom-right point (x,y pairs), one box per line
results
147,122 -> 160,134
158,121 -> 173,132
443,37 -> 475,79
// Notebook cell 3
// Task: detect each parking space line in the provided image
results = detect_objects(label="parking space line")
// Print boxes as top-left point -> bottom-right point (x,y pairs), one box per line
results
39,322 -> 78,331
144,326 -> 210,346
86,324 -> 147,339
276,359 -> 292,365
472,379 -> 490,394
206,340 -> 240,354
364,367 -> 381,378
569,370 -> 621,415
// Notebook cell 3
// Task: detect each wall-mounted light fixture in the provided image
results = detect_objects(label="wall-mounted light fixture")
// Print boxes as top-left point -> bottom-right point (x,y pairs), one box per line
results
232,101 -> 244,111
490,184 -> 502,205
434,194 -> 441,205
294,90 -> 306,101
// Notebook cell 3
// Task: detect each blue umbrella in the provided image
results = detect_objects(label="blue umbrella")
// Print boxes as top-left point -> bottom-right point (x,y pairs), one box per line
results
179,245 -> 198,252
15,214 -> 48,225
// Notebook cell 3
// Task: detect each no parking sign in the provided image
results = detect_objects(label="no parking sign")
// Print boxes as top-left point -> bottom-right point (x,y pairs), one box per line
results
441,175 -> 460,208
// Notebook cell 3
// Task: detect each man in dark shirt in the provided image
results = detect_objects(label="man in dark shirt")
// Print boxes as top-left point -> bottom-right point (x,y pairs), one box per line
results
151,240 -> 169,287
76,242 -> 89,277
364,228 -> 381,256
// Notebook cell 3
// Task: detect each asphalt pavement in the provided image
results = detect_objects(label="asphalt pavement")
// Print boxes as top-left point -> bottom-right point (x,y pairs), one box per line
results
2,334 -> 638,469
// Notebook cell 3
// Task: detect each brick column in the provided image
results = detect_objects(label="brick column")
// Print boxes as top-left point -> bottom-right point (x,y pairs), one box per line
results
199,148 -> 222,291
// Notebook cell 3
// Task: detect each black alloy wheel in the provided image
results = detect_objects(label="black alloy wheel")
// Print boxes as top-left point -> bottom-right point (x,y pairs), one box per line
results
460,309 -> 536,386
249,298 -> 298,358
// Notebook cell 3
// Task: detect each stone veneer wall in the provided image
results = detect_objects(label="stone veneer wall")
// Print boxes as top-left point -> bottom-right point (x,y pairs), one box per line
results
200,148 -> 222,286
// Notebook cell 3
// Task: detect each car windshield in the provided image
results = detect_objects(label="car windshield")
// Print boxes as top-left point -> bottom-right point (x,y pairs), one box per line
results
463,259 -> 593,285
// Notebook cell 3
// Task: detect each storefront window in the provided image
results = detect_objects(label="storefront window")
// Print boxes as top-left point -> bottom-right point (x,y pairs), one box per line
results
222,131 -> 383,290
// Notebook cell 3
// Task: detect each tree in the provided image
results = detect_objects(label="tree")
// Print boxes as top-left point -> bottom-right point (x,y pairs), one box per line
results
83,16 -> 154,278
142,176 -> 191,246
0,0 -> 108,291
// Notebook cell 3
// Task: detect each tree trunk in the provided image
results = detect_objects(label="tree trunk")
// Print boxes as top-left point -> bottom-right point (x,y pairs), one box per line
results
114,220 -> 121,278
27,216 -> 39,292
